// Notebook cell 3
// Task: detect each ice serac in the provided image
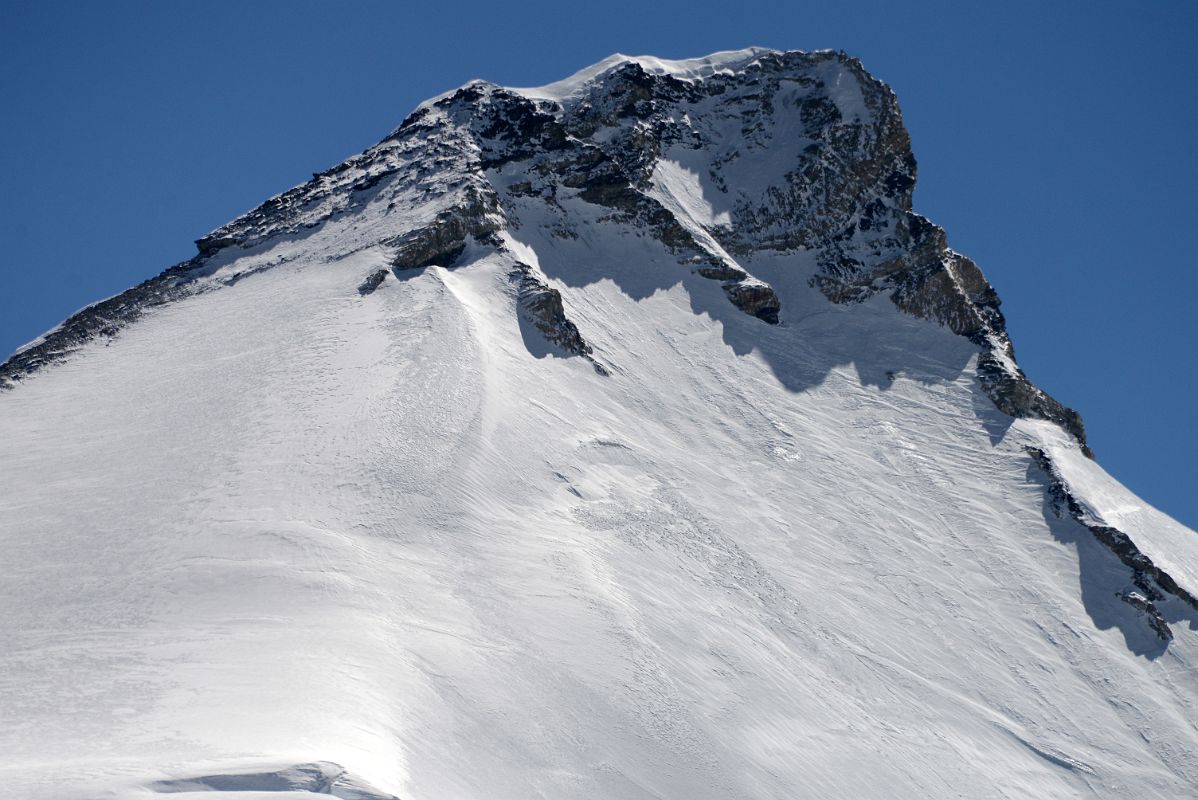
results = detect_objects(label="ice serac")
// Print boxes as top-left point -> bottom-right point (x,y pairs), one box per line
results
2,49 -> 1198,800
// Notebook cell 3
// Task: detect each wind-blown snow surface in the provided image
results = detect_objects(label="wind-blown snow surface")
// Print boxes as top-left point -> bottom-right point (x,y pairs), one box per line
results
2,50 -> 1198,799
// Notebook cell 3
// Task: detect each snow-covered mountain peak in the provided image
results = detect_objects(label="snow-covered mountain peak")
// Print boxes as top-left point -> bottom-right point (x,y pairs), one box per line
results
1,49 -> 1081,451
3,51 -> 1198,799
510,46 -> 782,101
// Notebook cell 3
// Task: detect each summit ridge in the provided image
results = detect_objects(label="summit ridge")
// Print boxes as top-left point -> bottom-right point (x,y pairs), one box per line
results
0,50 -> 1084,453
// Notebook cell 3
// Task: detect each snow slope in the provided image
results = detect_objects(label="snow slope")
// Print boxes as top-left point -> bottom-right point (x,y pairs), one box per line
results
1,50 -> 1197,799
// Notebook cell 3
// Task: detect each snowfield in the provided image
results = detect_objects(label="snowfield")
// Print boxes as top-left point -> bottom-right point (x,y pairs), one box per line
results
1,49 -> 1196,799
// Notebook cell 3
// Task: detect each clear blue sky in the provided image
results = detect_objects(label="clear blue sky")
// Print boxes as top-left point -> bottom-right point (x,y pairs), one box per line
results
2,1 -> 1194,528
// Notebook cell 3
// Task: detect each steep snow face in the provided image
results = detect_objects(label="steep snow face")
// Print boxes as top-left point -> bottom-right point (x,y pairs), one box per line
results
2,51 -> 1198,800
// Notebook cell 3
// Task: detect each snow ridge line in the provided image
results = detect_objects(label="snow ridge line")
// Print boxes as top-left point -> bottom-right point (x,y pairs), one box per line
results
1026,446 -> 1198,641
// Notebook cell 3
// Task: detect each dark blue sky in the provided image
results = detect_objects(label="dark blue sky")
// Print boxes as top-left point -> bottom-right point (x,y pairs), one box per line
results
2,1 -> 1194,529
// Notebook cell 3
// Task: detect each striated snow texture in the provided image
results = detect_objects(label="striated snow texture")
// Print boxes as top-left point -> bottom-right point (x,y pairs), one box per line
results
1,49 -> 1197,799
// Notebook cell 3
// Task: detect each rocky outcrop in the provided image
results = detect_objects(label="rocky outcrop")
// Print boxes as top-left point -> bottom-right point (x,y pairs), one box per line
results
981,354 -> 1090,457
557,149 -> 783,324
547,53 -> 913,258
510,261 -> 606,375
834,213 -> 1092,456
386,189 -> 502,272
1027,446 -> 1197,640
357,268 -> 389,296
404,74 -> 785,326
1119,591 -> 1173,641
722,280 -> 781,325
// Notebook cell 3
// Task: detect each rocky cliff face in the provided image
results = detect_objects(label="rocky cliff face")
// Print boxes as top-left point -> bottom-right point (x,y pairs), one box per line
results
0,49 -> 1086,457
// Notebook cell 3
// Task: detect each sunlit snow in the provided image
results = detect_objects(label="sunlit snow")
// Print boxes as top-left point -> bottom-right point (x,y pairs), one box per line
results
2,50 -> 1197,800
